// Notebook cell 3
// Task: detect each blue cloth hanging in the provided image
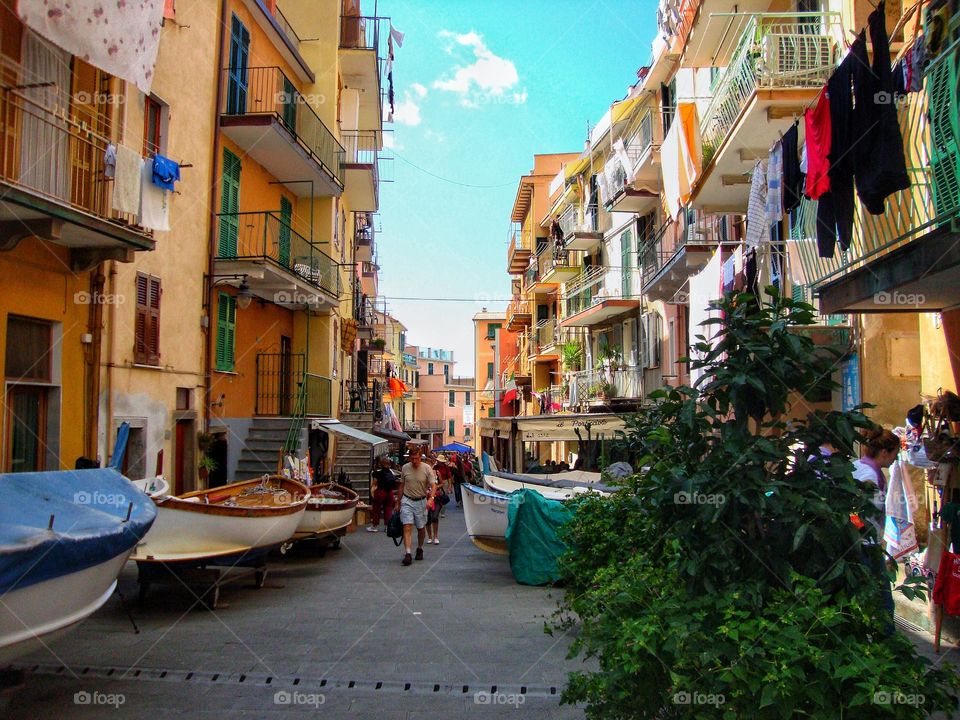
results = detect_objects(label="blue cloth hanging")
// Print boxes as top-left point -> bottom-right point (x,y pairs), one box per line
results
151,153 -> 180,191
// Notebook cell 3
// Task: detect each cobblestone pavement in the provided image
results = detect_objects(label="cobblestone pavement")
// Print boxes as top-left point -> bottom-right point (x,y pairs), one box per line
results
1,505 -> 584,719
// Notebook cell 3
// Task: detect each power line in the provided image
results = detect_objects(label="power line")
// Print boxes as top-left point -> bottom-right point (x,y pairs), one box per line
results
392,152 -> 517,189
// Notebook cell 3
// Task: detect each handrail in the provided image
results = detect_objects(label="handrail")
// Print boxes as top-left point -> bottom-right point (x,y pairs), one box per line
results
221,66 -> 344,185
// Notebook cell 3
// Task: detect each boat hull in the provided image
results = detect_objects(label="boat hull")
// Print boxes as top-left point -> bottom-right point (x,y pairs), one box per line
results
130,476 -> 170,499
462,483 -> 510,555
484,473 -> 580,500
131,478 -> 309,563
0,550 -> 130,663
295,483 -> 359,536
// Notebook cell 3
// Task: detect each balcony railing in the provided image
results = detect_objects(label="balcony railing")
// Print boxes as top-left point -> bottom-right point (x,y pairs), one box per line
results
216,211 -> 340,298
564,265 -> 607,318
0,76 -> 149,236
274,6 -> 302,47
257,352 -> 323,416
355,210 -> 375,249
304,373 -> 333,417
340,13 -> 381,53
221,66 -> 344,184
700,13 -> 839,164
355,295 -> 377,326
535,318 -> 558,352
569,366 -> 645,405
341,130 -> 379,165
558,203 -> 612,239
791,45 -> 960,288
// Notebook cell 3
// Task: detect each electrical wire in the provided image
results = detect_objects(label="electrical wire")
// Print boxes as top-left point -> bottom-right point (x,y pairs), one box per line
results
392,151 -> 518,189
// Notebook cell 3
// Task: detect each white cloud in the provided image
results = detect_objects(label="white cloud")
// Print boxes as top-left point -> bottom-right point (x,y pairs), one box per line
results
393,91 -> 423,126
410,82 -> 428,98
433,30 -> 525,106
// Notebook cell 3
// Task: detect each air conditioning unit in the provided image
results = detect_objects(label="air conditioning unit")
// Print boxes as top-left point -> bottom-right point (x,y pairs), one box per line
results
761,33 -> 834,87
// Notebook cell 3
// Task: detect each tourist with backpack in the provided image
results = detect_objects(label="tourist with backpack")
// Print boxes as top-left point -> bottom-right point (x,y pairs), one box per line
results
395,448 -> 436,566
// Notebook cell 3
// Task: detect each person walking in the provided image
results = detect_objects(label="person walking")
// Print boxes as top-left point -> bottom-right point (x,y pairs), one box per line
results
451,453 -> 466,507
395,448 -> 436,566
367,455 -> 397,532
433,454 -> 452,519
427,456 -> 452,544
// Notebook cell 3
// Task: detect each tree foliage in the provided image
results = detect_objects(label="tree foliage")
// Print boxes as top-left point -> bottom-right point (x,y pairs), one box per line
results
553,290 -> 959,718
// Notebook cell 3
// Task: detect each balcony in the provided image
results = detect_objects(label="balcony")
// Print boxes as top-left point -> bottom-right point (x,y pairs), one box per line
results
607,110 -> 661,214
354,211 -> 375,261
791,43 -> 960,314
339,12 -> 384,131
528,318 -> 561,361
569,366 -> 645,406
539,247 -> 581,285
640,215 -> 716,303
0,76 -> 153,266
239,0 -> 313,82
505,295 -> 532,332
360,260 -> 378,297
354,295 -> 377,339
255,352 -> 332,417
561,266 -> 640,328
507,226 -> 534,274
341,131 -> 379,212
679,0 -> 781,67
215,210 -> 340,308
558,204 -> 610,251
693,13 -> 839,211
220,66 -> 344,197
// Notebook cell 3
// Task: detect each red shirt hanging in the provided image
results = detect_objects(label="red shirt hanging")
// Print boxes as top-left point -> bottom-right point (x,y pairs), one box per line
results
804,90 -> 832,199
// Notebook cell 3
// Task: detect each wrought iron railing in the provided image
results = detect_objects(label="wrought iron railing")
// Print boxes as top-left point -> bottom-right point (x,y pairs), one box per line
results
340,13 -> 381,53
0,75 -> 150,237
701,13 -> 840,164
216,211 -> 341,298
557,203 -> 611,238
256,352 -> 305,416
564,265 -> 608,317
569,366 -> 645,405
274,6 -> 302,47
221,66 -> 344,185
355,211 -> 375,253
341,130 -> 379,165
791,42 -> 960,289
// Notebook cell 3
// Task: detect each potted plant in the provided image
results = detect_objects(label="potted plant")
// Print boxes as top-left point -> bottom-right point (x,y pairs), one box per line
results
198,454 -> 217,481
560,341 -> 583,372
370,337 -> 386,350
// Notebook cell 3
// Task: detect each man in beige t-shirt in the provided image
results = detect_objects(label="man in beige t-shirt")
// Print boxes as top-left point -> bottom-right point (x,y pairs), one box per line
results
395,449 -> 436,565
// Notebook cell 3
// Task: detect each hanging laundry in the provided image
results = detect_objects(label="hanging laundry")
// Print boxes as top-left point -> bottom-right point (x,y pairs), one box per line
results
18,0 -> 165,94
745,160 -> 768,248
721,254 -> 736,293
660,104 -> 702,219
781,123 -> 805,213
854,1 -> 910,215
151,154 -> 180,191
139,158 -> 170,231
388,70 -> 395,115
389,23 -> 405,49
111,146 -> 142,216
909,38 -> 927,92
104,143 -> 117,179
766,140 -> 783,225
804,91 -> 831,199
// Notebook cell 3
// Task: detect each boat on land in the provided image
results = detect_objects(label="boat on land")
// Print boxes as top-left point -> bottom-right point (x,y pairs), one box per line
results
462,483 -> 511,555
130,476 -> 309,564
295,483 -> 359,538
130,475 -> 170,499
0,469 -> 157,662
483,470 -> 613,499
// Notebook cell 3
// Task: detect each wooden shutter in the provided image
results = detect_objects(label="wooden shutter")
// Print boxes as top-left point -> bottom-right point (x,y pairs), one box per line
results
134,273 -> 161,365
215,293 -> 236,372
218,149 -> 241,257
227,15 -> 250,114
278,195 -> 292,267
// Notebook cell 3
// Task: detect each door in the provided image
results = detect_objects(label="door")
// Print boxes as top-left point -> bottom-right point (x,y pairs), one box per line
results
278,196 -> 292,267
174,419 -> 187,496
6,386 -> 46,473
279,335 -> 293,416
218,148 -> 241,256
226,15 -> 250,114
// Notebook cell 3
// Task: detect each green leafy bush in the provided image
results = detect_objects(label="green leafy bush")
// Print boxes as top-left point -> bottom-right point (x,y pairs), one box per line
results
553,290 -> 959,718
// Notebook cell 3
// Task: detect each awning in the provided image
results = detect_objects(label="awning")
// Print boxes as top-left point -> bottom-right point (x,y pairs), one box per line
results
480,416 -> 514,438
371,425 -> 412,443
516,413 -> 627,442
313,420 -> 389,452
611,96 -> 644,126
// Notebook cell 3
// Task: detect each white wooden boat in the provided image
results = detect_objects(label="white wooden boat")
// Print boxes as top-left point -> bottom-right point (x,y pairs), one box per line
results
130,476 -> 309,563
295,483 -> 359,537
462,483 -> 510,555
130,475 -> 170,499
484,470 -> 608,500
0,469 -> 156,662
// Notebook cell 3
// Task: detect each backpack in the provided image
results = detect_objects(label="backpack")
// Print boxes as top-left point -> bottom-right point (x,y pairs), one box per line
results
386,512 -> 403,546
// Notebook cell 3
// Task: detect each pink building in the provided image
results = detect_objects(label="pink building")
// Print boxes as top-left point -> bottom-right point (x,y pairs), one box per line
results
416,347 -> 474,447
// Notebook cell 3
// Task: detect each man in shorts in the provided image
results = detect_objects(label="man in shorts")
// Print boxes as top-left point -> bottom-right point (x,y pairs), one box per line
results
395,449 -> 436,566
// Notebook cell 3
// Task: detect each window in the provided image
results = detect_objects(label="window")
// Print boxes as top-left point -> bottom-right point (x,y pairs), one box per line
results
215,293 -> 237,372
448,419 -> 455,437
620,228 -> 633,298
428,362 -> 434,375
487,362 -> 494,380
443,365 -> 450,384
143,96 -> 167,155
134,273 -> 161,366
465,391 -> 471,406
5,316 -> 51,381
465,427 -> 471,439
448,390 -> 455,407
661,79 -> 676,134
415,371 -> 420,388
486,323 -> 501,340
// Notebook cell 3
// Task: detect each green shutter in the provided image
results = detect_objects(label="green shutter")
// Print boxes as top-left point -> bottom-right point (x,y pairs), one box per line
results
278,196 -> 292,267
791,283 -> 805,303
219,149 -> 241,257
928,48 -> 960,223
621,229 -> 633,298
216,292 -> 236,372
281,75 -> 297,130
448,419 -> 455,437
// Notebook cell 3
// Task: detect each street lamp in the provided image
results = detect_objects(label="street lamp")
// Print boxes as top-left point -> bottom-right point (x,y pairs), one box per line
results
236,279 -> 253,310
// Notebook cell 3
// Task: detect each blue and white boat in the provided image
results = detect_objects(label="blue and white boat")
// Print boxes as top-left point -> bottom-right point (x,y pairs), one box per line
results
0,468 -> 157,662
462,483 -> 511,555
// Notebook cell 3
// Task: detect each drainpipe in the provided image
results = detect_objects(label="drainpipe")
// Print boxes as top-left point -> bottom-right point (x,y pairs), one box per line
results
203,0 -> 228,433
86,264 -> 106,460
104,260 -> 118,465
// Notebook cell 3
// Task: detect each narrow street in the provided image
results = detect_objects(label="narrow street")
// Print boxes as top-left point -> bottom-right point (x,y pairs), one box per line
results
2,506 -> 581,719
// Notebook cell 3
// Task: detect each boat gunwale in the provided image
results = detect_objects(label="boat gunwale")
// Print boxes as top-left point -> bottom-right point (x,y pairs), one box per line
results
305,482 -> 360,513
157,477 -> 310,517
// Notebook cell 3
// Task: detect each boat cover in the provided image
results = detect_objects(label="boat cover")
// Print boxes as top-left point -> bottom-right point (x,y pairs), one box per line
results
505,489 -> 573,586
0,469 -> 157,594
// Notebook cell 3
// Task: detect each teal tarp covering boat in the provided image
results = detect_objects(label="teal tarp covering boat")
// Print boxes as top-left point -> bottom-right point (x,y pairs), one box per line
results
505,489 -> 573,586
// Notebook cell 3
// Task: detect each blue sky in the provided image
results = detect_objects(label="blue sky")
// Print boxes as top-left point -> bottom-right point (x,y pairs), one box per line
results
376,0 -> 657,375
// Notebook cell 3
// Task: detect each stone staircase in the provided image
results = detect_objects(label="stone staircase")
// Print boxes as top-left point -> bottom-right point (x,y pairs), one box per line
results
234,417 -> 290,481
336,411 -> 377,502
